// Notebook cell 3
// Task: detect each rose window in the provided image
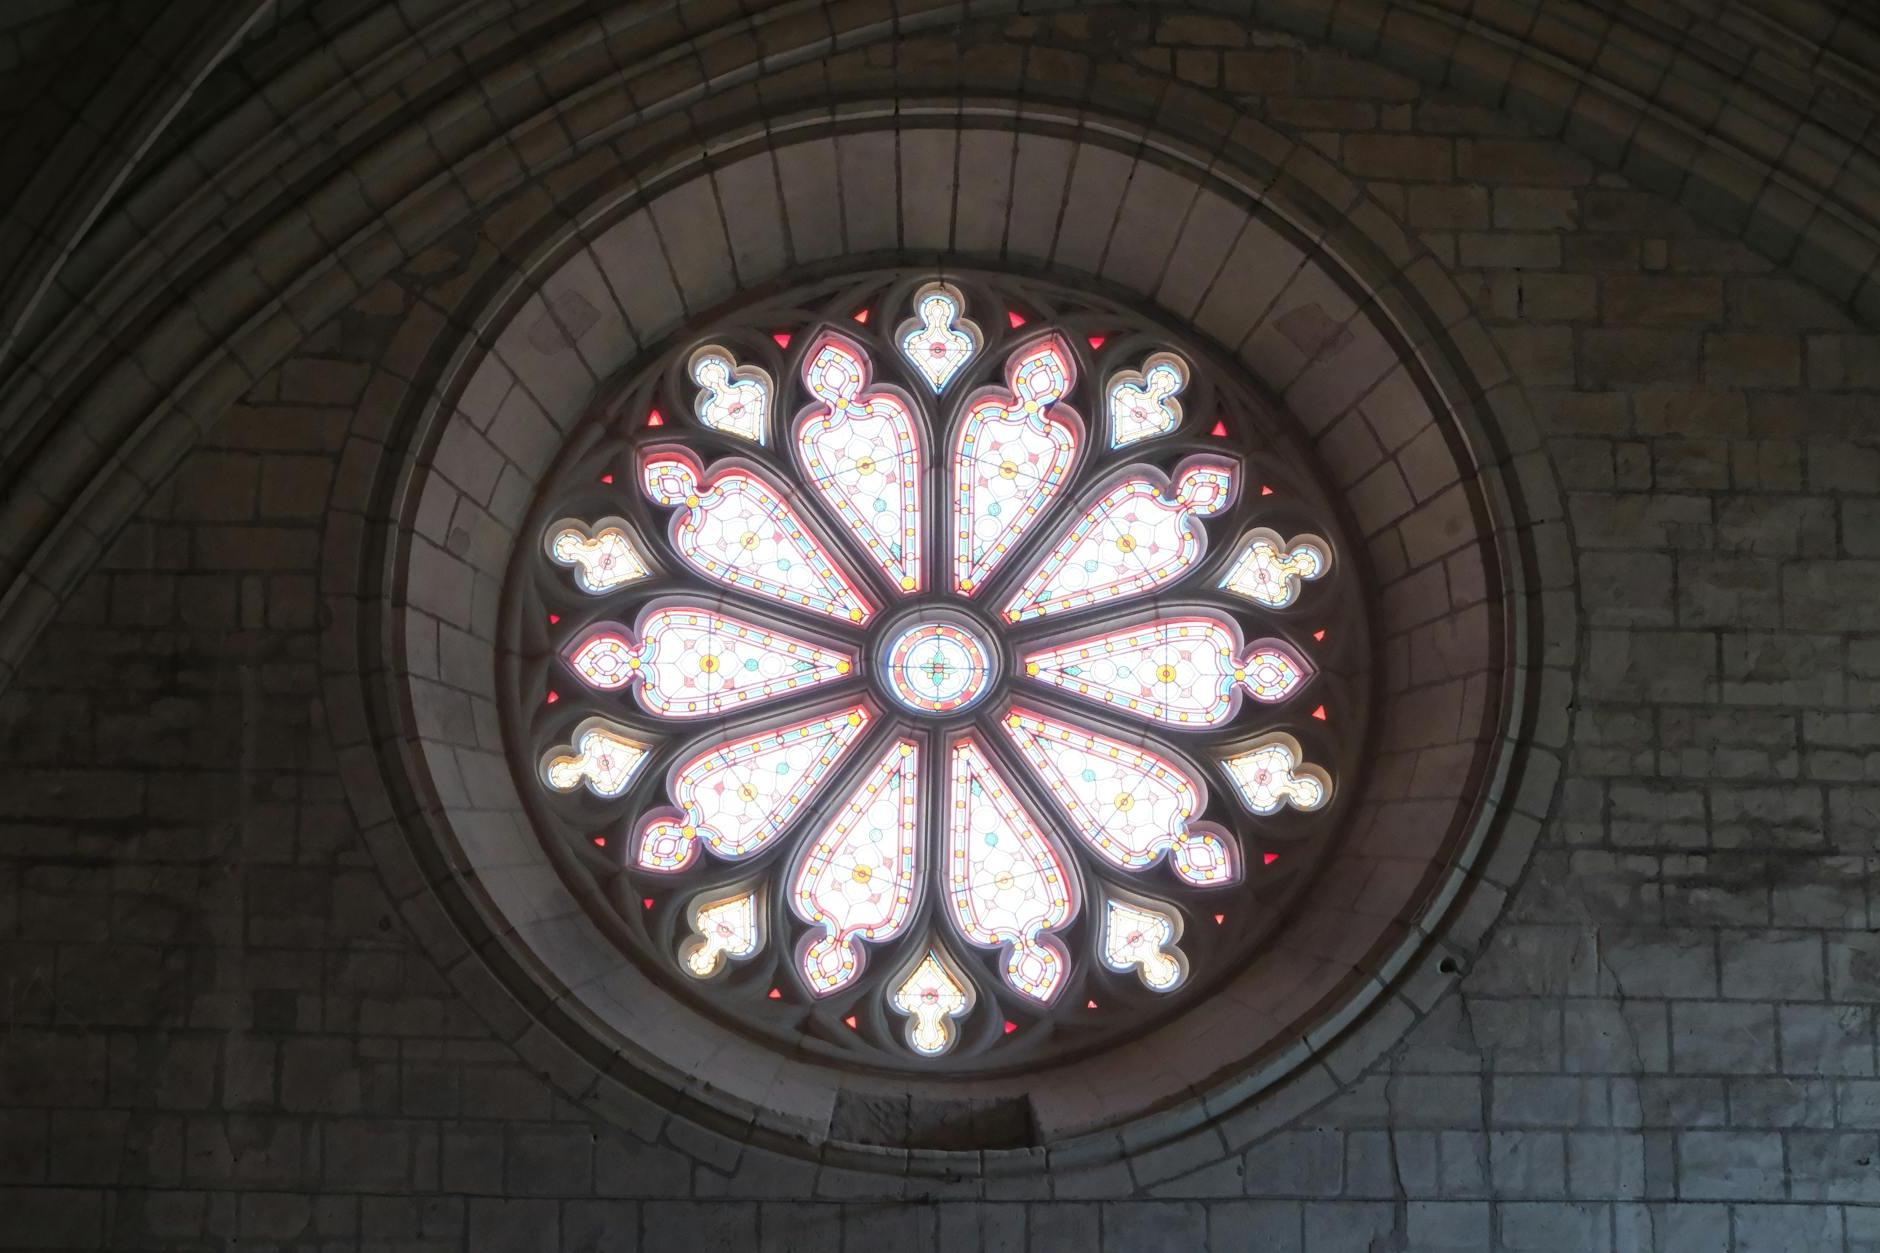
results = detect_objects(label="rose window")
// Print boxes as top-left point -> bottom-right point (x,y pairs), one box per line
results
507,272 -> 1365,1070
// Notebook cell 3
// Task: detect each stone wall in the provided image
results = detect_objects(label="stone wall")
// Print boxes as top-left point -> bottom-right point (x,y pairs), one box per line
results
3,8 -> 1880,1251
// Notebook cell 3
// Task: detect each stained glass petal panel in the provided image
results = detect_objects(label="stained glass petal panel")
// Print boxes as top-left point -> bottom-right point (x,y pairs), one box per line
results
641,450 -> 873,623
1002,709 -> 1237,887
1099,897 -> 1187,991
1002,459 -> 1235,622
944,738 -> 1077,1002
563,608 -> 854,718
540,720 -> 652,798
896,281 -> 982,392
1021,617 -> 1313,728
1219,529 -> 1332,609
1221,733 -> 1332,815
890,949 -> 974,1056
689,345 -> 773,444
1106,352 -> 1188,449
680,887 -> 763,977
636,706 -> 871,872
950,337 -> 1081,594
548,521 -> 650,593
790,739 -> 922,996
796,334 -> 924,593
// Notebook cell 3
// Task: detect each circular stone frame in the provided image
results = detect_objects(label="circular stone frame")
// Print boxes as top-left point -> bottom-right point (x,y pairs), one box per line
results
326,108 -> 1574,1174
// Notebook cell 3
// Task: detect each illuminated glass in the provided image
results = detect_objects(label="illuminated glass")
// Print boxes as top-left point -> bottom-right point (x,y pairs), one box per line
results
540,720 -> 651,798
549,520 -> 651,593
796,333 -> 924,593
689,345 -> 772,444
881,620 -> 994,714
1221,733 -> 1331,815
1220,529 -> 1331,609
1002,459 -> 1235,622
680,887 -> 763,977
890,949 -> 973,1056
642,451 -> 873,623
896,281 -> 981,392
1107,352 -> 1188,448
1022,617 -> 1313,727
791,740 -> 921,995
1002,709 -> 1236,886
950,337 -> 1080,593
563,607 -> 853,717
944,738 -> 1076,1002
635,707 -> 870,872
1099,897 -> 1186,990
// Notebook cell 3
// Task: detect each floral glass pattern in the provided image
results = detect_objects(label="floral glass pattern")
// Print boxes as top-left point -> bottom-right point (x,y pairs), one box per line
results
518,274 -> 1352,1067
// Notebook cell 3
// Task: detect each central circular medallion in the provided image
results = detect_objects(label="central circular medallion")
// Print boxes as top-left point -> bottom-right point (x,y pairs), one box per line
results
882,619 -> 995,714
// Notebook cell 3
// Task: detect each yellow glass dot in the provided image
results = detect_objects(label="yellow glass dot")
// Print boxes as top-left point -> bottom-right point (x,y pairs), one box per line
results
848,607 -> 863,621
681,824 -> 697,838
1116,535 -> 1137,554
739,531 -> 760,550
1114,793 -> 1134,812
685,495 -> 700,508
852,865 -> 873,885
1233,668 -> 1247,681
900,575 -> 916,590
847,713 -> 863,726
856,456 -> 877,475
1156,664 -> 1177,683
999,460 -> 1018,479
1026,662 -> 1040,676
737,783 -> 757,801
994,871 -> 1015,891
698,654 -> 719,673
960,577 -> 975,591
836,660 -> 852,675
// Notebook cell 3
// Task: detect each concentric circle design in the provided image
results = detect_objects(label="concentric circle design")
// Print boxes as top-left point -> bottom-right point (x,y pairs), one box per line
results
882,620 -> 994,714
509,269 -> 1370,1073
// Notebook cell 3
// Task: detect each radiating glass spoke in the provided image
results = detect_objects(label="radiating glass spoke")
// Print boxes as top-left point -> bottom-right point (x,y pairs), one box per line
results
563,607 -> 853,718
790,739 -> 922,995
635,707 -> 871,872
1021,617 -> 1313,728
1002,459 -> 1235,623
642,451 -> 874,623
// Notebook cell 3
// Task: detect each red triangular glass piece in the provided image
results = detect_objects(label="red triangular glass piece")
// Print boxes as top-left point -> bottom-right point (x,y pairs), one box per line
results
1312,629 -> 1325,642
600,473 -> 614,484
545,690 -> 560,705
641,897 -> 655,910
548,613 -> 560,625
767,988 -> 782,1000
844,1015 -> 858,1029
1007,311 -> 1026,328
772,332 -> 792,349
852,309 -> 870,324
1213,913 -> 1226,925
1311,705 -> 1328,721
1086,1000 -> 1099,1009
1260,485 -> 1274,496
1263,852 -> 1280,865
1209,421 -> 1228,438
646,409 -> 664,428
1087,335 -> 1106,350
591,836 -> 606,847
1002,1020 -> 1018,1034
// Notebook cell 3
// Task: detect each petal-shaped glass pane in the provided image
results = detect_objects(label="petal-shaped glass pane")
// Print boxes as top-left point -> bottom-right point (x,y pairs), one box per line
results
689,345 -> 772,444
1106,353 -> 1188,449
950,337 -> 1081,594
944,737 -> 1077,1002
548,519 -> 650,593
1021,617 -> 1313,728
1221,733 -> 1332,815
1002,708 -> 1237,886
1002,458 -> 1235,623
636,706 -> 871,872
796,334 -> 924,593
540,719 -> 652,798
790,738 -> 922,995
1098,896 -> 1187,990
564,607 -> 854,718
1219,529 -> 1331,609
896,281 -> 981,392
890,949 -> 974,1056
680,887 -> 763,977
642,450 -> 873,623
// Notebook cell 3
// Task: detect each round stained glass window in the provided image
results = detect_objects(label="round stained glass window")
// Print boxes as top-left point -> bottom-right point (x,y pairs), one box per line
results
505,270 -> 1370,1072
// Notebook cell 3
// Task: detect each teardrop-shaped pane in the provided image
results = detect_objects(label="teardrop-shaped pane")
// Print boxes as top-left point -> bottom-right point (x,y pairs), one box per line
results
896,281 -> 982,392
540,719 -> 652,799
1002,709 -> 1236,886
1219,529 -> 1332,609
1021,617 -> 1312,728
548,520 -> 651,593
1002,459 -> 1235,623
563,607 -> 854,718
790,739 -> 922,995
689,345 -> 772,444
1221,733 -> 1332,815
796,334 -> 924,593
1099,897 -> 1187,990
680,887 -> 763,977
635,706 -> 871,872
1106,353 -> 1188,449
950,337 -> 1080,594
943,737 -> 1077,1002
642,451 -> 873,623
890,949 -> 974,1057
